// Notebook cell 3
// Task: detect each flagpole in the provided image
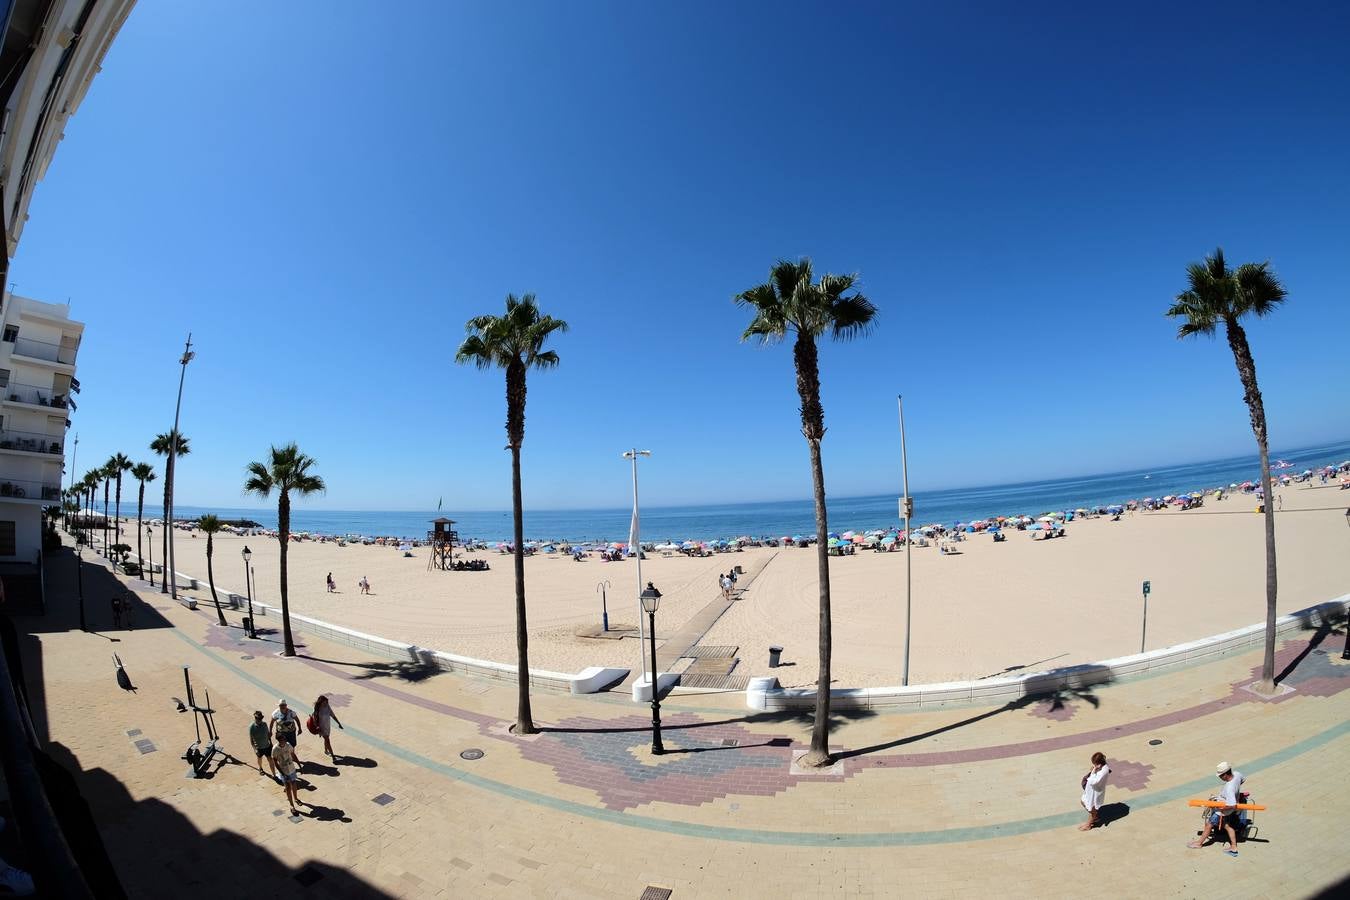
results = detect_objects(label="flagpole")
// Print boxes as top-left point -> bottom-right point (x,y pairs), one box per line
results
899,395 -> 914,687
623,449 -> 652,685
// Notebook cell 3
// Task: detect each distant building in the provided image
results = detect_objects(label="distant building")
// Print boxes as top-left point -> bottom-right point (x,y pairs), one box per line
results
0,290 -> 81,560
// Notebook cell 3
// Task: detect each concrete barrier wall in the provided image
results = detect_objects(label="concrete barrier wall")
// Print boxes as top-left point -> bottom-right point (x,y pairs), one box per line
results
748,594 -> 1350,712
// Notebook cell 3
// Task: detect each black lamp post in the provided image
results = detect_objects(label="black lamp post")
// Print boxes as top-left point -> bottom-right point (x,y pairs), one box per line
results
597,580 -> 610,632
243,545 -> 256,639
146,524 -> 155,587
640,581 -> 664,754
75,544 -> 86,631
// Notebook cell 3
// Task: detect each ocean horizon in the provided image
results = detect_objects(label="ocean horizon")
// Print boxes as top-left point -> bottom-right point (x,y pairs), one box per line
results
165,441 -> 1350,544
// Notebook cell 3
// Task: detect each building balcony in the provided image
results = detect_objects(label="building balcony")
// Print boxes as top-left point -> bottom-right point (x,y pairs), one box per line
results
7,336 -> 77,366
2,383 -> 70,410
0,477 -> 62,503
0,429 -> 62,456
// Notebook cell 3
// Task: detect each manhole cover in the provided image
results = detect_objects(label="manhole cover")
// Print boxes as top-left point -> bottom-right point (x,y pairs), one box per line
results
460,748 -> 485,760
240,655 -> 254,660
721,739 -> 739,747
640,887 -> 673,900
1149,739 -> 1163,746
371,793 -> 395,806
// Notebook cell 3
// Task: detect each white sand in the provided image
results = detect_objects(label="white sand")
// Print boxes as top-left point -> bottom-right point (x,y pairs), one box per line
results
128,482 -> 1349,686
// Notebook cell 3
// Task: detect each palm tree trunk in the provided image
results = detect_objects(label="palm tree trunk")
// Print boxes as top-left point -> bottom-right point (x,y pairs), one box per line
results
160,480 -> 169,593
136,483 -> 144,579
1226,317 -> 1277,691
279,491 -> 295,656
793,333 -> 833,766
510,446 -> 536,733
114,475 -> 123,555
206,532 -> 226,626
102,480 -> 110,556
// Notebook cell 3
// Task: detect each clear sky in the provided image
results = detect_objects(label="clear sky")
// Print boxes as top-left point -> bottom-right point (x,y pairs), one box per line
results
11,1 -> 1349,512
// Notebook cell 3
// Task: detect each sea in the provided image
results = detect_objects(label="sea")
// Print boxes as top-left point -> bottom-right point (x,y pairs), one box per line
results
170,441 -> 1350,545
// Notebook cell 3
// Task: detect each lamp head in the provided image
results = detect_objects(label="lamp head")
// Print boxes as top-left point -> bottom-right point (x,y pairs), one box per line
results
242,545 -> 252,563
640,581 -> 662,614
622,449 -> 652,459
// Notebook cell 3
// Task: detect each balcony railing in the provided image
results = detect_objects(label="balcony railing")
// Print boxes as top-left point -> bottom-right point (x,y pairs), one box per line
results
10,336 -> 77,365
3,383 -> 69,409
0,429 -> 62,455
0,478 -> 62,501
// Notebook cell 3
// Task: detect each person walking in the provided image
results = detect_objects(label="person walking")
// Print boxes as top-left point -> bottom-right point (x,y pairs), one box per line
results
358,575 -> 370,595
1079,751 -> 1111,830
312,694 -> 344,759
249,710 -> 277,778
271,741 -> 303,815
270,699 -> 303,765
325,572 -> 336,593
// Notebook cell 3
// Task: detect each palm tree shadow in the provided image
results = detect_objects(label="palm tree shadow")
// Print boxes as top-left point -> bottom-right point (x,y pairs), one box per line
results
833,681 -> 1106,761
1276,611 -> 1340,685
349,660 -> 443,683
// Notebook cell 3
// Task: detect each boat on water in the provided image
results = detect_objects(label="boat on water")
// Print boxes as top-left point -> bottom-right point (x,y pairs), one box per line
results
1273,459 -> 1294,469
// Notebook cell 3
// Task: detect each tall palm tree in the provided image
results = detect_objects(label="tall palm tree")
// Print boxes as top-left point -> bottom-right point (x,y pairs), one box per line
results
736,258 -> 877,766
150,431 -> 189,594
131,462 -> 156,581
79,471 -> 98,545
243,443 -> 325,657
455,293 -> 568,735
198,514 -> 228,626
1167,248 -> 1287,692
108,453 -> 132,558
100,461 -> 115,556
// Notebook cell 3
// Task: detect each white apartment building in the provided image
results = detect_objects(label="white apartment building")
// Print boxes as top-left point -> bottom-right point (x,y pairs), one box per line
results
0,291 -> 80,561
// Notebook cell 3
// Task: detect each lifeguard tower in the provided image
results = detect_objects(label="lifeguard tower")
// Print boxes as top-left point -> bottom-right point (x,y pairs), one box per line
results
427,517 -> 458,570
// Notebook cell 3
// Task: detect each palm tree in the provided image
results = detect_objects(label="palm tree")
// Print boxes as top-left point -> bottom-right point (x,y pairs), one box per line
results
100,461 -> 115,556
108,453 -> 132,558
243,443 -> 325,657
131,463 -> 156,581
150,431 -> 189,594
197,514 -> 228,625
736,259 -> 877,766
455,293 -> 568,735
1167,248 -> 1287,693
78,471 -> 98,545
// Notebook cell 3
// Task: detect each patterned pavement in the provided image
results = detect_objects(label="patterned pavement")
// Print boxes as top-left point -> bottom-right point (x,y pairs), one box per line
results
11,549 -> 1350,897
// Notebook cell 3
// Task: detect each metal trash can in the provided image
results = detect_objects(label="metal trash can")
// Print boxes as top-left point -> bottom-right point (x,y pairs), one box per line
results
734,565 -> 744,575
242,616 -> 252,634
768,645 -> 783,668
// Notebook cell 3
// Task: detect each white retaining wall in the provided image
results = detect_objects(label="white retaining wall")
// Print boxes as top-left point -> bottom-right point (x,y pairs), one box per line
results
747,594 -> 1350,711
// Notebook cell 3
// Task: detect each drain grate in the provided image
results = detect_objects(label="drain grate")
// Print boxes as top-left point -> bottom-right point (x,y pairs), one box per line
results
721,738 -> 739,747
240,655 -> 254,660
640,887 -> 673,900
460,748 -> 485,760
294,866 -> 324,887
134,739 -> 157,754
1148,739 -> 1163,746
372,793 -> 395,806
125,729 -> 142,737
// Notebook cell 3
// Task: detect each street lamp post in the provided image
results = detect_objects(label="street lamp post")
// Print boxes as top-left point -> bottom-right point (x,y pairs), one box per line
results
243,545 -> 256,639
165,334 -> 194,601
898,395 -> 914,686
640,582 -> 664,754
622,449 -> 652,682
146,524 -> 155,587
596,580 -> 610,633
75,545 -> 86,632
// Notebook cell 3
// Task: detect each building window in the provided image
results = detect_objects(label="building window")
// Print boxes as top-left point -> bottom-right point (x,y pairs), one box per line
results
0,521 -> 14,556
0,369 -> 8,388
1,326 -> 16,343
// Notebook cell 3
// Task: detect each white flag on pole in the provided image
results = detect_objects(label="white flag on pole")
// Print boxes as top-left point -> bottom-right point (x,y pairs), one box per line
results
628,504 -> 640,557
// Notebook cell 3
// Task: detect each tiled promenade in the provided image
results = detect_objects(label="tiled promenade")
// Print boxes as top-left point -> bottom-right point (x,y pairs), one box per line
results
11,548 -> 1350,898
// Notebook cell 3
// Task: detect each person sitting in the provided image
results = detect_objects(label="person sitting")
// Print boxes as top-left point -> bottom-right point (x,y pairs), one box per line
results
1188,762 -> 1245,855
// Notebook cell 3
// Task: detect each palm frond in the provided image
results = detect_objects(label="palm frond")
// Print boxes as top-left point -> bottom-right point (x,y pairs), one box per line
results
829,294 -> 878,341
243,460 -> 273,497
1234,262 -> 1287,317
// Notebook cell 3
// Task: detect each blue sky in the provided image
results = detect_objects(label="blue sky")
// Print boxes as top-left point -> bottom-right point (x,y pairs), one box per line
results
11,1 -> 1349,512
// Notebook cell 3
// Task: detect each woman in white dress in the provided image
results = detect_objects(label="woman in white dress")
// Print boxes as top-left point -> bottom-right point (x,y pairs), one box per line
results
1080,751 -> 1110,830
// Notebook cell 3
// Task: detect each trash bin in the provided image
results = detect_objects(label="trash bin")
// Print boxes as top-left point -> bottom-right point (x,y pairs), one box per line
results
768,645 -> 783,668
734,565 -> 744,575
242,616 -> 252,634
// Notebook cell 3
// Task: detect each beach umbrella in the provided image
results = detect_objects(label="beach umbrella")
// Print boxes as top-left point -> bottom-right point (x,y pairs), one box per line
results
1027,523 -> 1044,530
963,526 -> 976,533
1037,515 -> 1056,523
827,537 -> 841,547
828,532 -> 840,539
851,534 -> 868,543
881,535 -> 897,545
1189,492 -> 1202,498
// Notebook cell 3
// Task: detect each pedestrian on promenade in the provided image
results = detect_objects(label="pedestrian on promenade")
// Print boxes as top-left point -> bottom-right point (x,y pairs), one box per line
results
358,576 -> 370,595
1079,751 -> 1110,830
719,572 -> 732,599
271,742 -> 303,815
1188,762 -> 1245,855
122,592 -> 136,630
249,711 -> 277,778
325,572 -> 336,593
270,699 -> 303,765
312,694 -> 344,759
110,595 -> 123,629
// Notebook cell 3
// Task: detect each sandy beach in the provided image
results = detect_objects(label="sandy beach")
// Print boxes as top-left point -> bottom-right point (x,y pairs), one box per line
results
124,482 -> 1349,687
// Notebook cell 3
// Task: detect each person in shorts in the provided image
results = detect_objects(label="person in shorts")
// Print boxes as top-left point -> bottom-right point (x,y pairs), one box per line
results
270,699 -> 303,765
1188,761 -> 1245,855
271,742 -> 302,815
249,710 -> 276,778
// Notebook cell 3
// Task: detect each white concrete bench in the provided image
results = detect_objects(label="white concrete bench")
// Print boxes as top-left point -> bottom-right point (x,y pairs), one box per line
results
177,596 -> 198,611
569,666 -> 629,695
632,672 -> 679,703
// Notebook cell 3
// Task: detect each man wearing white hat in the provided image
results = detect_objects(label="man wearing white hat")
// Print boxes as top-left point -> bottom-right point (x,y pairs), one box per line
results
1188,761 -> 1245,855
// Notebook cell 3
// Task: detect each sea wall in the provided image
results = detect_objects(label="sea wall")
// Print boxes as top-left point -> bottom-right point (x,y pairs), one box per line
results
745,593 -> 1350,711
